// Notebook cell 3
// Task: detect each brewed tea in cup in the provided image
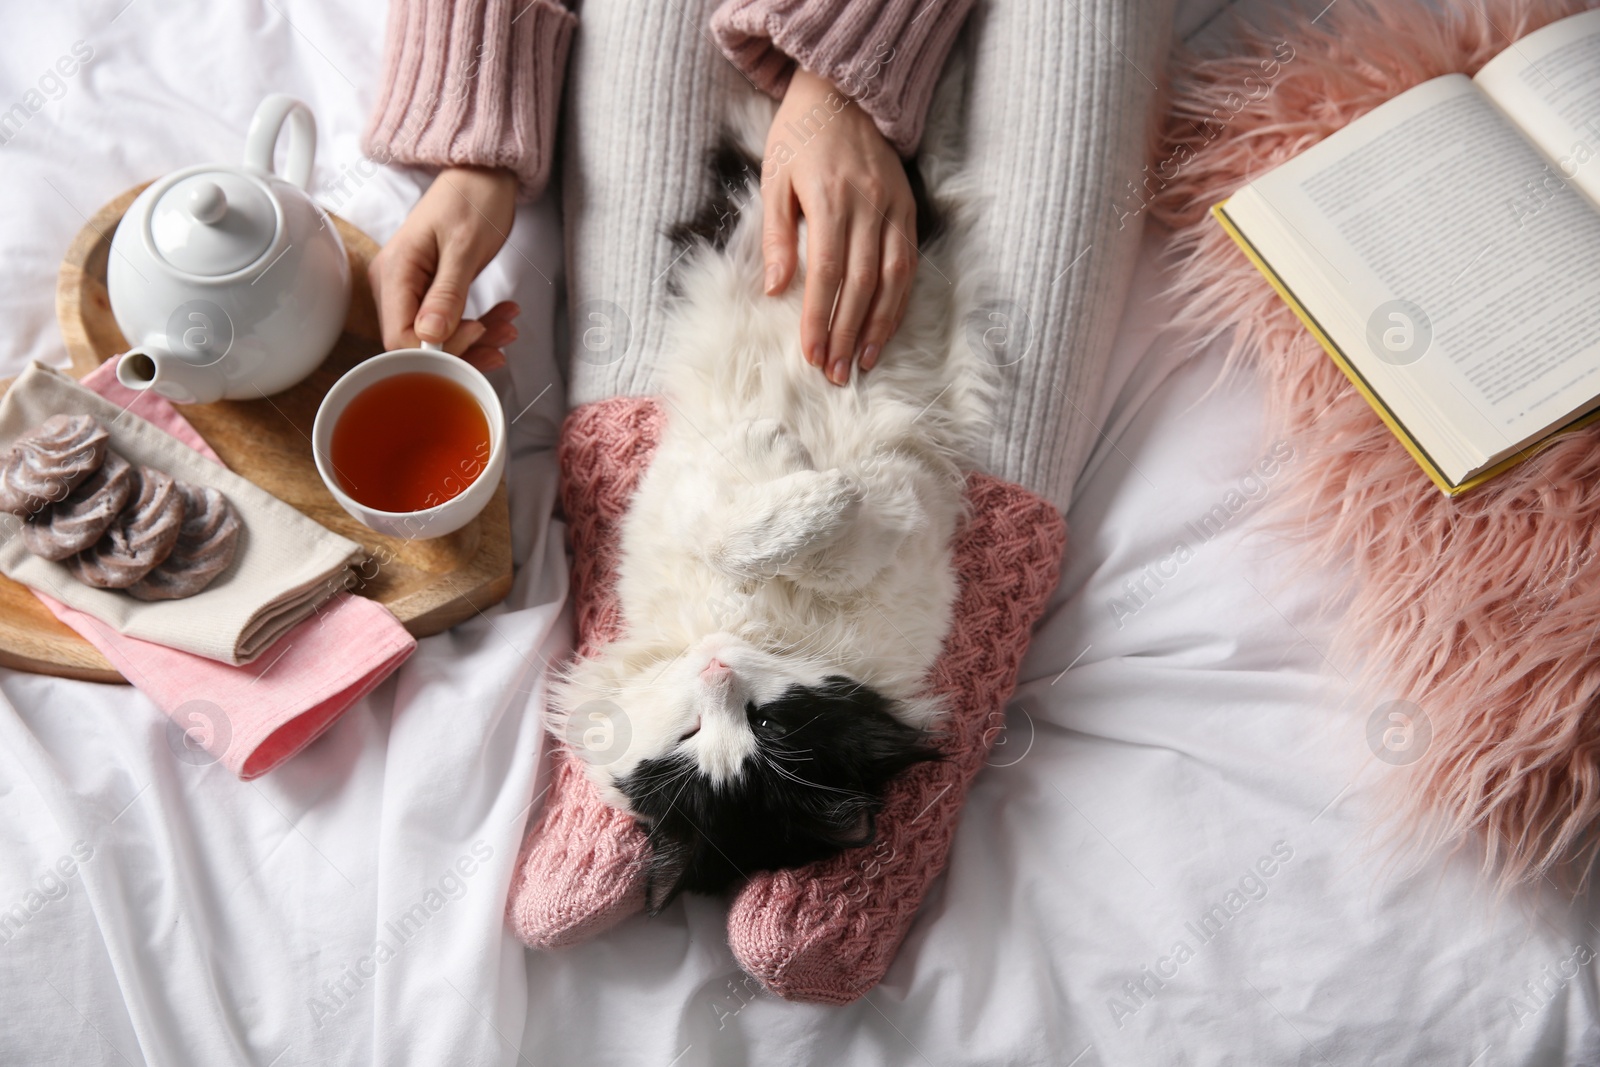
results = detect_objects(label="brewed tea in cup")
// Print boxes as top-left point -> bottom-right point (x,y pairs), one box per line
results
312,344 -> 506,540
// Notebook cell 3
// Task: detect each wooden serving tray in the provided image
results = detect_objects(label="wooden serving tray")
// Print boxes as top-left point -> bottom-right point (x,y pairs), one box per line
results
0,184 -> 514,683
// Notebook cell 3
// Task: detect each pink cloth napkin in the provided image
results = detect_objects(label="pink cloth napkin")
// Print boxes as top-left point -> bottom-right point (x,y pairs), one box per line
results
33,357 -> 416,779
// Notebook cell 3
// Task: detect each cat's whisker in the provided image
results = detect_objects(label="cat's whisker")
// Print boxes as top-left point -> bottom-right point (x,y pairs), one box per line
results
754,750 -> 860,797
782,712 -> 833,737
763,744 -> 816,759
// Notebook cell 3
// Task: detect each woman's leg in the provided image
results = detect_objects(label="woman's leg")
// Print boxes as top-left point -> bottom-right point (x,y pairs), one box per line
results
561,0 -> 735,405
961,0 -> 1177,512
563,0 -> 1178,517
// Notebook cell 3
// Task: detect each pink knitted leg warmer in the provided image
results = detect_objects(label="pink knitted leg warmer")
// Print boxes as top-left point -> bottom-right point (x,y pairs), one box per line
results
504,398 -> 663,948
725,473 -> 1065,1003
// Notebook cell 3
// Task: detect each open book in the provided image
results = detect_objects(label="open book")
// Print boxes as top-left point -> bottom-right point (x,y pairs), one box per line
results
1216,9 -> 1600,494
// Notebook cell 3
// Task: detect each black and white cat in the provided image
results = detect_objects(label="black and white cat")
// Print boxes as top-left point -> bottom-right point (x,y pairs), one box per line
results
551,86 -> 988,912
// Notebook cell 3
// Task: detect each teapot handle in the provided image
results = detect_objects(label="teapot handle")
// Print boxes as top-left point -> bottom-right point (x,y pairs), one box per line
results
244,94 -> 315,190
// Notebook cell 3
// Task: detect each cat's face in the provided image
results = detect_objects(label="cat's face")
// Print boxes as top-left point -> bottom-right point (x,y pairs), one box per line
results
555,634 -> 938,912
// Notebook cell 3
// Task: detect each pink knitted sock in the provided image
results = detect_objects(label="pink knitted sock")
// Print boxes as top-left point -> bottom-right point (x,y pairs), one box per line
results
726,474 -> 1065,1003
504,399 -> 662,949
506,398 -> 1067,986
505,746 -> 651,947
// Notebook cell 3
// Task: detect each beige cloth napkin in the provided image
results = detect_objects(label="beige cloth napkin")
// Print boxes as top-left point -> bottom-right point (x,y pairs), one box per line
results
0,363 -> 365,664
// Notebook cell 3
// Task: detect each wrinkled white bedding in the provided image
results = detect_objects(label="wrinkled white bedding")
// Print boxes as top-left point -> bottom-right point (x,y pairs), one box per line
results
1,1 -> 1597,1064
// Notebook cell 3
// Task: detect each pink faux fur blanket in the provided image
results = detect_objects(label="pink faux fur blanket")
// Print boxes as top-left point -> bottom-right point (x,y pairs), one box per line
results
1151,0 -> 1600,887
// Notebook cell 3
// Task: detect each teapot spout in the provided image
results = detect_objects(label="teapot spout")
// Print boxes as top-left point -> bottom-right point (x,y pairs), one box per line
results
116,345 -> 226,405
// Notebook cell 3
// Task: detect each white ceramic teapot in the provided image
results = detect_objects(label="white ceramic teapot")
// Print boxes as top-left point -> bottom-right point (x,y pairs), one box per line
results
108,95 -> 351,404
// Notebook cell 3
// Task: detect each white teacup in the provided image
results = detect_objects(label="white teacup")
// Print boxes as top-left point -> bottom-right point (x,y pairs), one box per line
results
312,342 -> 507,540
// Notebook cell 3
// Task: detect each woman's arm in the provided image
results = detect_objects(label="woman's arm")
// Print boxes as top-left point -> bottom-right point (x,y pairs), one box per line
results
711,0 -> 976,383
363,0 -> 576,364
711,0 -> 976,156
365,0 -> 576,200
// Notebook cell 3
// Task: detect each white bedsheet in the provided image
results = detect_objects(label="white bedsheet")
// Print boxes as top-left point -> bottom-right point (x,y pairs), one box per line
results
2,2 -> 1598,1065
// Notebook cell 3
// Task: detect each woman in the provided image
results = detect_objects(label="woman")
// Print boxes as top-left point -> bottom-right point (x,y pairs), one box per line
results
363,0 -> 1175,513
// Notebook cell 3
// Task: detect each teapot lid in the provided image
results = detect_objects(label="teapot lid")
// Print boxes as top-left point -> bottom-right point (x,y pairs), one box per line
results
148,169 -> 277,277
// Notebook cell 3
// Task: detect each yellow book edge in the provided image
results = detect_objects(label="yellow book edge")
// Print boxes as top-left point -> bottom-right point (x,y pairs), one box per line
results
1211,199 -> 1600,497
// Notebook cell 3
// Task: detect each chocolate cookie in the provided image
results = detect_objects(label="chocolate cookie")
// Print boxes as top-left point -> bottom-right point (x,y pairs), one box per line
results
21,451 -> 135,561
0,414 -> 109,516
67,465 -> 184,589
128,482 -> 242,601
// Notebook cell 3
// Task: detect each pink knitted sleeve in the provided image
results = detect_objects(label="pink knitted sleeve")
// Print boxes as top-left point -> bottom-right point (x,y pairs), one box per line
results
363,0 -> 576,201
709,0 -> 975,156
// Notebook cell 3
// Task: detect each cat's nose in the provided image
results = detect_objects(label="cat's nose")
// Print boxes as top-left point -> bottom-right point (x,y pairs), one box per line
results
700,658 -> 731,683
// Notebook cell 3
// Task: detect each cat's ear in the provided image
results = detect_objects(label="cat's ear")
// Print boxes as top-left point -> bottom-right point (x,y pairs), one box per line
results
839,804 -> 874,848
643,835 -> 693,916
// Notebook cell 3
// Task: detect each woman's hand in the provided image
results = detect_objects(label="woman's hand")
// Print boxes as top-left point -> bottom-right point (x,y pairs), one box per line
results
369,165 -> 520,370
762,69 -> 918,386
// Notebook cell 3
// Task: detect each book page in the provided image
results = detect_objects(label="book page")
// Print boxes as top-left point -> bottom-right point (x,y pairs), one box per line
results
1226,75 -> 1600,483
1475,9 -> 1600,206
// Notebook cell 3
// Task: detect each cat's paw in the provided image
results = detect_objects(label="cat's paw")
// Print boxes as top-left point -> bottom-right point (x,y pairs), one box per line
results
733,417 -> 814,473
713,469 -> 861,580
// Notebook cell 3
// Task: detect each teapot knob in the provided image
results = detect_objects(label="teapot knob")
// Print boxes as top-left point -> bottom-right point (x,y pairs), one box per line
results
186,181 -> 228,225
